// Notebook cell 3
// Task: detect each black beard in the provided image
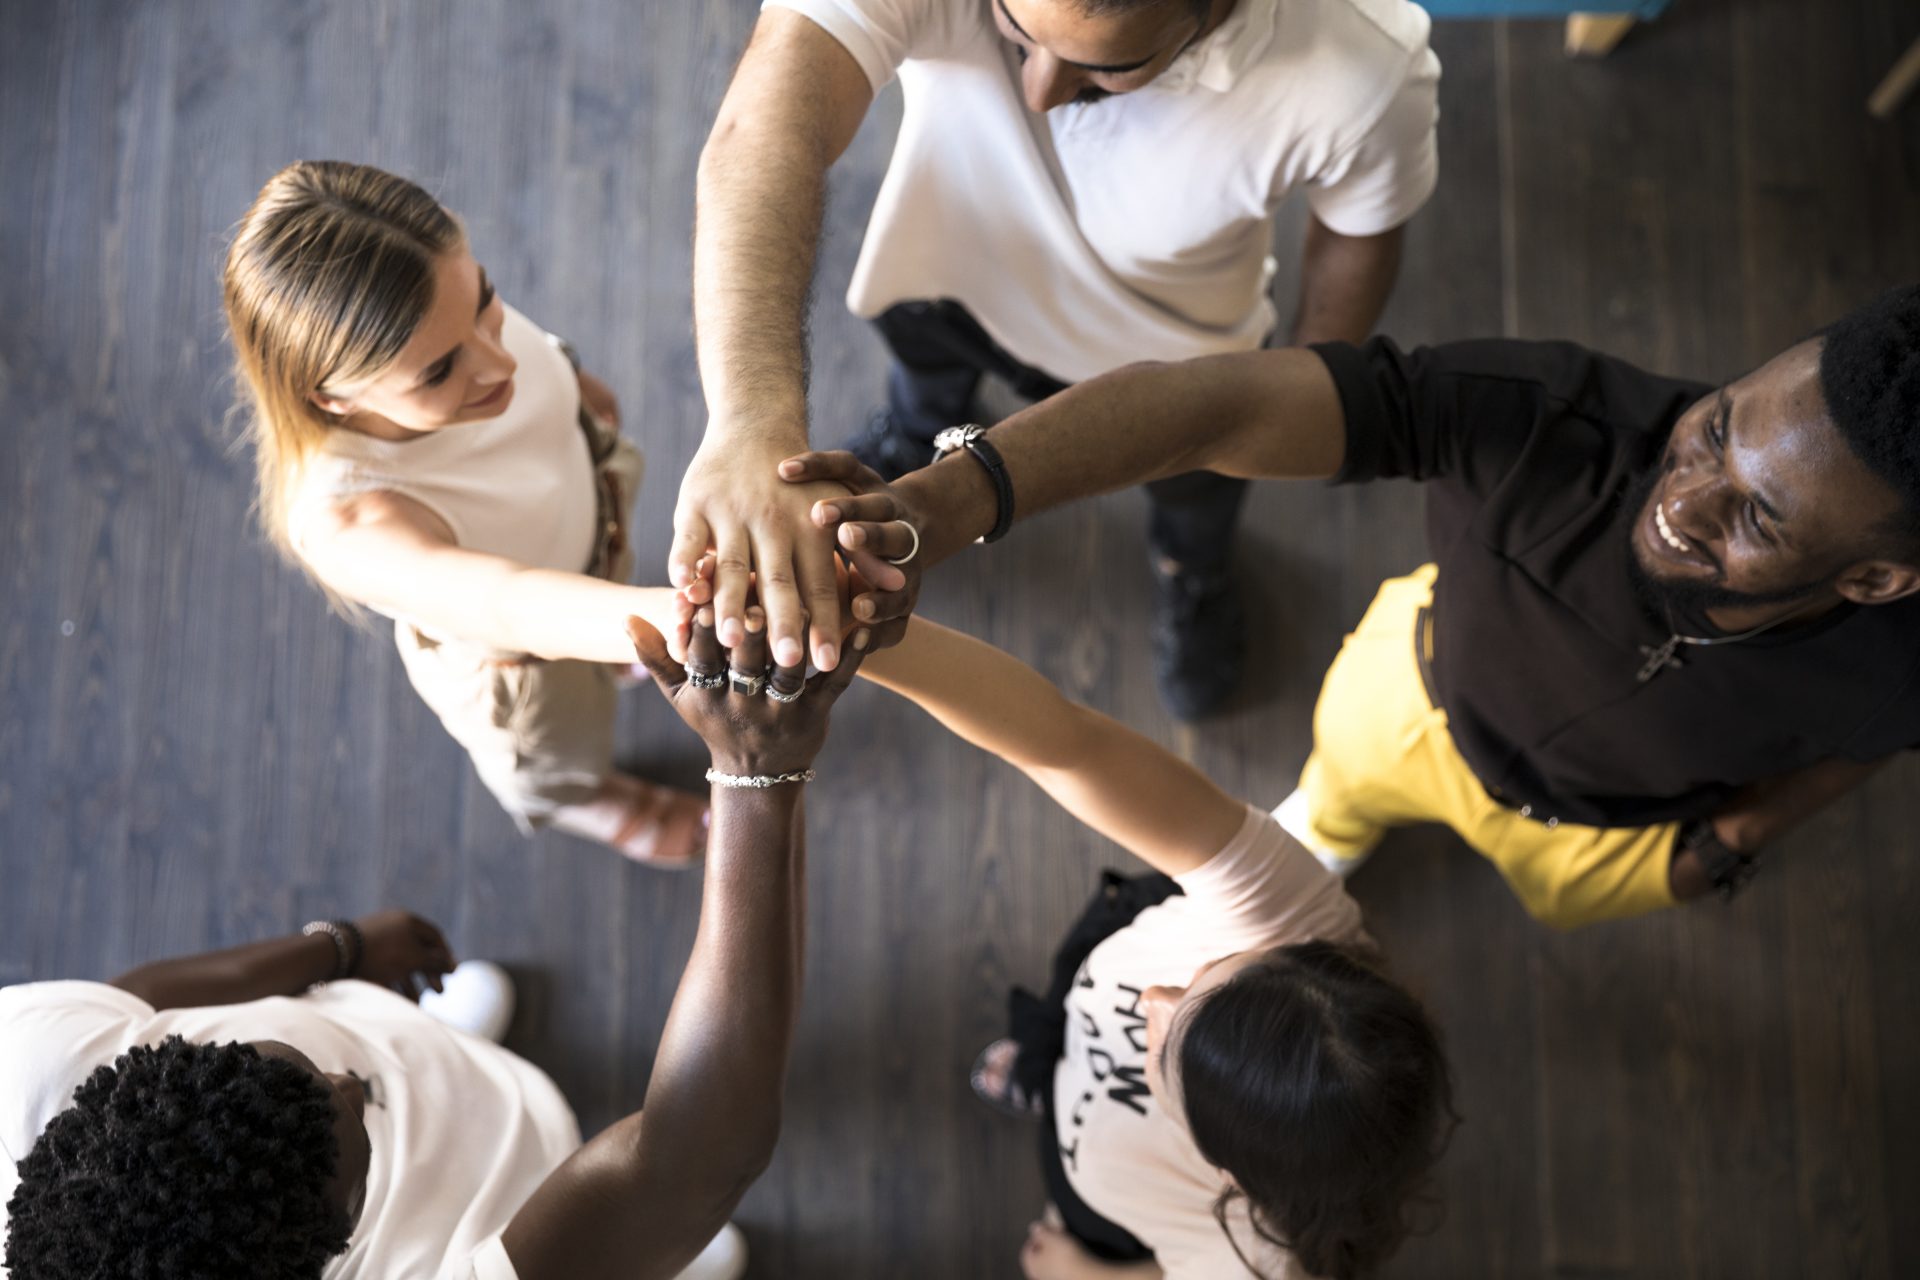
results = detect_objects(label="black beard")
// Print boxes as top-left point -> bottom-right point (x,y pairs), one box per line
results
1618,459 -> 1829,625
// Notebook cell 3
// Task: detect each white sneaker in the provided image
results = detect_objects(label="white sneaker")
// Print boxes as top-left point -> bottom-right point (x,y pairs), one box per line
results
419,960 -> 516,1044
674,1223 -> 748,1280
1273,789 -> 1376,879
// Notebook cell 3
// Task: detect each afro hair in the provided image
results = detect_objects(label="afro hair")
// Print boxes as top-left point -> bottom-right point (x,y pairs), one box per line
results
1819,284 -> 1920,548
4,1035 -> 352,1279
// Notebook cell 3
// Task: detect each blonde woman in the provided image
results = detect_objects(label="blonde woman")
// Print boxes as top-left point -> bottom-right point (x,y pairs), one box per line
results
224,160 -> 706,865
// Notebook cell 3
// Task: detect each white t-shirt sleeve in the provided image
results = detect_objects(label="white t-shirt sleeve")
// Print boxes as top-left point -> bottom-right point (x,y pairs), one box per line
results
1303,43 -> 1441,237
459,1234 -> 520,1280
1173,804 -> 1364,950
0,982 -> 155,1211
762,0 -> 931,94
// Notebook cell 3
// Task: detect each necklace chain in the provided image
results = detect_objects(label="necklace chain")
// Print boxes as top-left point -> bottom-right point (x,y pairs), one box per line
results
1635,606 -> 1800,683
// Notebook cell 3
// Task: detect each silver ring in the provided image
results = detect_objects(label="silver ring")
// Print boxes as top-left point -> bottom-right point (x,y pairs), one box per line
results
764,682 -> 804,704
729,670 -> 767,697
884,521 -> 921,567
687,669 -> 727,690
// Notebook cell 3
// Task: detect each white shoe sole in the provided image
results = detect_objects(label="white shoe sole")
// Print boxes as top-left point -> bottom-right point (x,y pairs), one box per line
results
419,960 -> 516,1044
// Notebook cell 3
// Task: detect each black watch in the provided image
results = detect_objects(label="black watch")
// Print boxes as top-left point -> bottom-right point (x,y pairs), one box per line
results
932,424 -> 1015,544
1678,819 -> 1760,901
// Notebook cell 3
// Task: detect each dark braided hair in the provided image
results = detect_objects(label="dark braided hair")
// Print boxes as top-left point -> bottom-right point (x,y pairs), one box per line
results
5,1036 -> 352,1279
1177,941 -> 1456,1280
1818,284 -> 1920,551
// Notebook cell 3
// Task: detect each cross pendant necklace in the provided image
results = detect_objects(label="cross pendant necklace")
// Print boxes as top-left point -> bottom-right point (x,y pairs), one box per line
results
1635,608 -> 1799,684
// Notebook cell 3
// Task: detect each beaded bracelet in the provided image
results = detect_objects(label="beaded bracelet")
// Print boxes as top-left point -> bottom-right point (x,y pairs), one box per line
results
302,919 -> 364,982
705,767 -> 816,789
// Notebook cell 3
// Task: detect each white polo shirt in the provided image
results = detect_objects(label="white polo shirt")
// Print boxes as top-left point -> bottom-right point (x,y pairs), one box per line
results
769,0 -> 1440,382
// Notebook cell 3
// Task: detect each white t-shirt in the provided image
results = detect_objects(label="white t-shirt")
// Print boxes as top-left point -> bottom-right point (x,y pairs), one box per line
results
289,303 -> 603,596
0,980 -> 579,1280
1052,803 -> 1368,1279
768,0 -> 1440,382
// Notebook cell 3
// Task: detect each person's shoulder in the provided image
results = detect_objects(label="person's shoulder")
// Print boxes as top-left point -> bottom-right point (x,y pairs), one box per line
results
1241,0 -> 1433,148
0,980 -> 151,1029
1295,0 -> 1433,58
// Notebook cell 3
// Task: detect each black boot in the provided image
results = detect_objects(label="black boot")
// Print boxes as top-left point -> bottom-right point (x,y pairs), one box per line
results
1150,556 -> 1246,720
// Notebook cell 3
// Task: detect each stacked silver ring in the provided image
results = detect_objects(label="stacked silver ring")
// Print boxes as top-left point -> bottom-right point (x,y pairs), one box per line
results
687,668 -> 727,690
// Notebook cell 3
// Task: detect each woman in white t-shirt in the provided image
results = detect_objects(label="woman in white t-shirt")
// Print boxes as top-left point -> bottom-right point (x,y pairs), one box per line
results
222,160 -> 727,864
862,619 -> 1456,1280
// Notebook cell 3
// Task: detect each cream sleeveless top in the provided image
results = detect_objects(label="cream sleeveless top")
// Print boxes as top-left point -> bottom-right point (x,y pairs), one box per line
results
289,304 -> 599,589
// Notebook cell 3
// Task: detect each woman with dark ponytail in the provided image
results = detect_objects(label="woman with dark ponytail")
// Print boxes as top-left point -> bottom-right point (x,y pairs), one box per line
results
860,618 -> 1456,1279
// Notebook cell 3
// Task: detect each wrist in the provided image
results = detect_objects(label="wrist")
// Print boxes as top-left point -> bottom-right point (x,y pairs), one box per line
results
906,456 -> 997,561
708,753 -> 815,778
706,407 -> 809,450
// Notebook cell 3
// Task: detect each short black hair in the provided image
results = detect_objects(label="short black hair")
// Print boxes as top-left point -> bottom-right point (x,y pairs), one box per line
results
4,1036 -> 352,1279
1819,284 -> 1920,548
1075,0 -> 1215,26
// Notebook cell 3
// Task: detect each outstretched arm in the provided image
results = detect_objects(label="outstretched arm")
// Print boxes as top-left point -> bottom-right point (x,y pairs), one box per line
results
862,619 -> 1246,876
109,911 -> 455,1011
300,492 -> 690,663
499,612 -> 870,1280
785,346 -> 1350,579
675,8 -> 896,672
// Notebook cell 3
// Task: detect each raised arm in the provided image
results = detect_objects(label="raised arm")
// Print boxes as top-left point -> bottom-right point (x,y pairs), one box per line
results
299,491 -> 687,663
674,8 -> 894,673
862,619 -> 1246,876
498,611 -> 869,1280
784,346 -> 1350,586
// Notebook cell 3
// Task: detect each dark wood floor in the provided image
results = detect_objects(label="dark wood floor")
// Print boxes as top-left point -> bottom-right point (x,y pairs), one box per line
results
5,1 -> 1919,1276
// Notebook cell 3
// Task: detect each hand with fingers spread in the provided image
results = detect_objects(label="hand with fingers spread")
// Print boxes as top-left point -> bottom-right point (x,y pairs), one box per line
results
628,603 -> 871,779
778,449 -> 928,651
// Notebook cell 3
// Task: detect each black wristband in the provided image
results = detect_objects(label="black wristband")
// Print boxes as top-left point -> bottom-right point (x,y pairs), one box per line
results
1679,820 -> 1760,901
935,425 -> 1015,543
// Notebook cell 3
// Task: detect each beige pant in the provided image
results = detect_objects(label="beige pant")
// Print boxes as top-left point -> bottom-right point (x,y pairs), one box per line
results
394,436 -> 643,833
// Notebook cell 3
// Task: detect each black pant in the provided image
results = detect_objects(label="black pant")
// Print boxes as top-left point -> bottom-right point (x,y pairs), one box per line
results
1007,870 -> 1185,1264
873,300 -> 1250,570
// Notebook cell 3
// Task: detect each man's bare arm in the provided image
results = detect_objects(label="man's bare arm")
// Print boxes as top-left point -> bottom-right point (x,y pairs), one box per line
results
788,347 -> 1351,574
675,9 -> 880,670
1290,216 -> 1404,347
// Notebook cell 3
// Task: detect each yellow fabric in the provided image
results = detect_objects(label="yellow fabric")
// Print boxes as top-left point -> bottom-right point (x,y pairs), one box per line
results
1292,564 -> 1680,929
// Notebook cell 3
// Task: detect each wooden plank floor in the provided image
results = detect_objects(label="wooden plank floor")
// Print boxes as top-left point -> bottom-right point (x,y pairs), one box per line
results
4,1 -> 1919,1275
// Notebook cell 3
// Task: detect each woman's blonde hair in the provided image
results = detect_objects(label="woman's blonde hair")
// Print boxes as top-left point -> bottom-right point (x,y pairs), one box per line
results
223,160 -> 462,554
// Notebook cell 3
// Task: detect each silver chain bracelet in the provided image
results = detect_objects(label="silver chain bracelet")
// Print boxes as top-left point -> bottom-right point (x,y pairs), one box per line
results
705,767 -> 816,789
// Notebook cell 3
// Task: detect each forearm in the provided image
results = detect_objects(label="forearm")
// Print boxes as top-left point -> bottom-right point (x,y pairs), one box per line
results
1289,217 -> 1403,347
896,350 -> 1346,565
1711,755 -> 1892,852
481,574 -> 684,663
636,785 -> 806,1190
110,932 -> 338,1010
863,621 -> 1244,874
694,14 -> 866,440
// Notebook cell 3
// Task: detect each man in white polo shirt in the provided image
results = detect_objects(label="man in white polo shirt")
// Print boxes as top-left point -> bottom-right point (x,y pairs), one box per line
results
672,0 -> 1440,718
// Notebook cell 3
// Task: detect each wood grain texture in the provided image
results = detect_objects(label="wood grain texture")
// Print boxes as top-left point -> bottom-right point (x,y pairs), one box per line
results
2,1 -> 1917,1276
